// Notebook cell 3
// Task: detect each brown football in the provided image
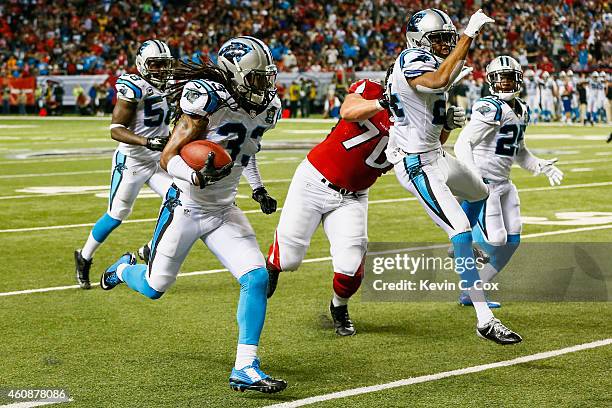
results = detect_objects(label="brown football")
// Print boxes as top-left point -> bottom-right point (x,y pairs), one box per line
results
179,140 -> 232,171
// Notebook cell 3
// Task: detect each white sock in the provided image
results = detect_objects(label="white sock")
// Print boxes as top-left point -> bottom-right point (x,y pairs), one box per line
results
116,263 -> 129,281
235,344 -> 258,370
332,292 -> 348,307
81,233 -> 101,261
469,287 -> 495,327
479,263 -> 499,283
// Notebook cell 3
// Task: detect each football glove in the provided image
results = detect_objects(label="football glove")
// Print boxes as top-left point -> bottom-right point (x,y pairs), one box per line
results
464,9 -> 495,38
194,152 -> 234,189
377,94 -> 390,111
252,187 -> 277,214
146,136 -> 169,151
444,106 -> 466,131
534,158 -> 563,186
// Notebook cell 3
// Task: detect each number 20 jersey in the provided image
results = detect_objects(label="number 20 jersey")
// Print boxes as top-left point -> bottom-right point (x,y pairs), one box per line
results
307,79 -> 392,192
177,79 -> 282,208
115,73 -> 170,162
386,48 -> 446,156
470,96 -> 530,181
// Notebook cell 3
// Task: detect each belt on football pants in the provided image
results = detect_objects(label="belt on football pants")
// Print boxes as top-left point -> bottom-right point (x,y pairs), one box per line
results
320,178 -> 355,196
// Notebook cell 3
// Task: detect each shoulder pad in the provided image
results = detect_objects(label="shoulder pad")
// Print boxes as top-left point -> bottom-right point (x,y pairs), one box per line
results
348,79 -> 383,99
472,98 -> 503,123
398,48 -> 438,79
179,80 -> 230,117
115,74 -> 146,101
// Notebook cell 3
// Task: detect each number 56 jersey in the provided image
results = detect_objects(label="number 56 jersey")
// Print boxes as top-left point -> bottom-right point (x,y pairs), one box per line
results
307,79 -> 392,192
177,79 -> 282,208
115,73 -> 170,162
469,96 -> 530,181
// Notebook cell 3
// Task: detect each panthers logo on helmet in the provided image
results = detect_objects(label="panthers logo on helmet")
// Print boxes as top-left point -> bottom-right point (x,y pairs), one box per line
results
407,11 -> 426,32
219,42 -> 253,62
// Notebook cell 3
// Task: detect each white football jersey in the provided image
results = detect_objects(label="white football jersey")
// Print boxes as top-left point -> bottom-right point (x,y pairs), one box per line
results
176,79 -> 281,208
386,48 -> 446,158
524,77 -> 539,98
468,96 -> 530,181
115,74 -> 170,162
541,78 -> 555,98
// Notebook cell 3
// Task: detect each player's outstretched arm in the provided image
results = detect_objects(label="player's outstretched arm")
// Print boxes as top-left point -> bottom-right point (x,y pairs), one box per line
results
409,10 -> 494,92
340,93 -> 387,122
109,99 -> 146,146
515,141 -> 564,186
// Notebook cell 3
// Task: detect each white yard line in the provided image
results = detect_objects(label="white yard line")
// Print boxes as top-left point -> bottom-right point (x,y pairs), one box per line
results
0,224 -> 610,297
3,180 -> 612,232
0,170 -> 108,179
262,339 -> 612,408
0,399 -> 72,408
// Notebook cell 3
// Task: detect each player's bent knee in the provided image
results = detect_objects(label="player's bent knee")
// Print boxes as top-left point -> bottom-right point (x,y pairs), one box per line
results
108,205 -> 132,221
487,229 -> 508,246
279,247 -> 307,271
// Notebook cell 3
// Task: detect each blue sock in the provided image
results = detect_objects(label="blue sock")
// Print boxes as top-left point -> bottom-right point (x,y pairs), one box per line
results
451,232 -> 480,288
461,199 -> 486,228
237,267 -> 268,345
91,213 -> 122,243
473,227 -> 520,273
121,264 -> 164,299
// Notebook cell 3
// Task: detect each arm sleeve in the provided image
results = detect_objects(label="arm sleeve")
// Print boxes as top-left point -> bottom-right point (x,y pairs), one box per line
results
115,75 -> 144,103
454,118 -> 496,176
166,155 -> 197,184
243,155 -> 264,190
348,79 -> 384,99
179,80 -> 222,117
399,49 -> 438,79
515,139 -> 540,174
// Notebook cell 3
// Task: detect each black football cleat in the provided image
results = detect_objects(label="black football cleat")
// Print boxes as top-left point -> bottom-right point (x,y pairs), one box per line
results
137,243 -> 151,264
477,318 -> 522,345
74,249 -> 92,290
266,266 -> 280,298
329,301 -> 356,336
229,359 -> 287,394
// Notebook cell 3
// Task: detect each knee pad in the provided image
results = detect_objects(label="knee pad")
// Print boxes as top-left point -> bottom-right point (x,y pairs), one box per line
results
333,259 -> 364,299
267,231 -> 306,272
108,202 -> 132,220
332,244 -> 367,276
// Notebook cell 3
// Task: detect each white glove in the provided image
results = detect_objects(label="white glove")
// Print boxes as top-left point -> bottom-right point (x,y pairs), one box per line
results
451,66 -> 474,88
464,9 -> 495,38
444,106 -> 466,131
534,158 -> 564,186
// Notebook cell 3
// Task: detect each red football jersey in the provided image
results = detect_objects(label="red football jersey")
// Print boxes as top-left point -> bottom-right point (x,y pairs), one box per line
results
307,79 -> 392,192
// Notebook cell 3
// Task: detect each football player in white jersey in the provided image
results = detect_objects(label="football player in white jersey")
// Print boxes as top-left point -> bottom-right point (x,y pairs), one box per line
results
386,8 -> 522,344
100,36 -> 286,394
539,71 -> 557,122
455,56 -> 564,307
587,72 -> 602,123
523,69 -> 540,123
74,40 -> 174,289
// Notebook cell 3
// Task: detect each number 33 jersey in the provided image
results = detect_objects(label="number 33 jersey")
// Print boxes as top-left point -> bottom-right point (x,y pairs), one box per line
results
307,79 -> 392,192
469,96 -> 530,181
386,48 -> 446,157
177,79 -> 282,208
115,73 -> 170,162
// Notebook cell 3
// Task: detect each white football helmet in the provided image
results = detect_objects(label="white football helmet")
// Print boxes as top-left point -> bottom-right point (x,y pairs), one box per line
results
405,9 -> 458,61
566,70 -> 574,77
135,40 -> 173,89
217,36 -> 277,109
486,56 -> 523,101
542,71 -> 550,80
524,69 -> 535,78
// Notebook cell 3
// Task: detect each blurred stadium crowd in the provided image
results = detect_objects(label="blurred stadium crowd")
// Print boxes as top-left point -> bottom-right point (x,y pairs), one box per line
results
0,0 -> 610,122
1,0 -> 610,77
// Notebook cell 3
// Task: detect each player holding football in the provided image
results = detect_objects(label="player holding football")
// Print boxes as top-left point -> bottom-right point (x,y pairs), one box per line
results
455,56 -> 564,306
385,8 -> 522,344
74,40 -> 174,289
99,36 -> 286,394
266,73 -> 393,336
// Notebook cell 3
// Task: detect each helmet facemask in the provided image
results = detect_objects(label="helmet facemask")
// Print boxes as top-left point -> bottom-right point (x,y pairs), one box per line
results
423,31 -> 458,59
143,57 -> 173,90
488,70 -> 523,101
239,65 -> 277,106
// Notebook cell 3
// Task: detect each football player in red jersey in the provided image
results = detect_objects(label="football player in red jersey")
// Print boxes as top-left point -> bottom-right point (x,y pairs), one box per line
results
266,76 -> 392,336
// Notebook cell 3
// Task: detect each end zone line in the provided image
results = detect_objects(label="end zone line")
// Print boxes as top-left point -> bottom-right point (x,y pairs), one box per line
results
1,225 -> 610,297
262,338 -> 612,408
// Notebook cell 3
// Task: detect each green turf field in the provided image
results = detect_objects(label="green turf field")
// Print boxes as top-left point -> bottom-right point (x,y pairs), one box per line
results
1,117 -> 611,407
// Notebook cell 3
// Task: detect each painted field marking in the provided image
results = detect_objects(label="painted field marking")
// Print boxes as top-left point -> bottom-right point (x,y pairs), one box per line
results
1,224 -> 610,297
262,339 -> 612,408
